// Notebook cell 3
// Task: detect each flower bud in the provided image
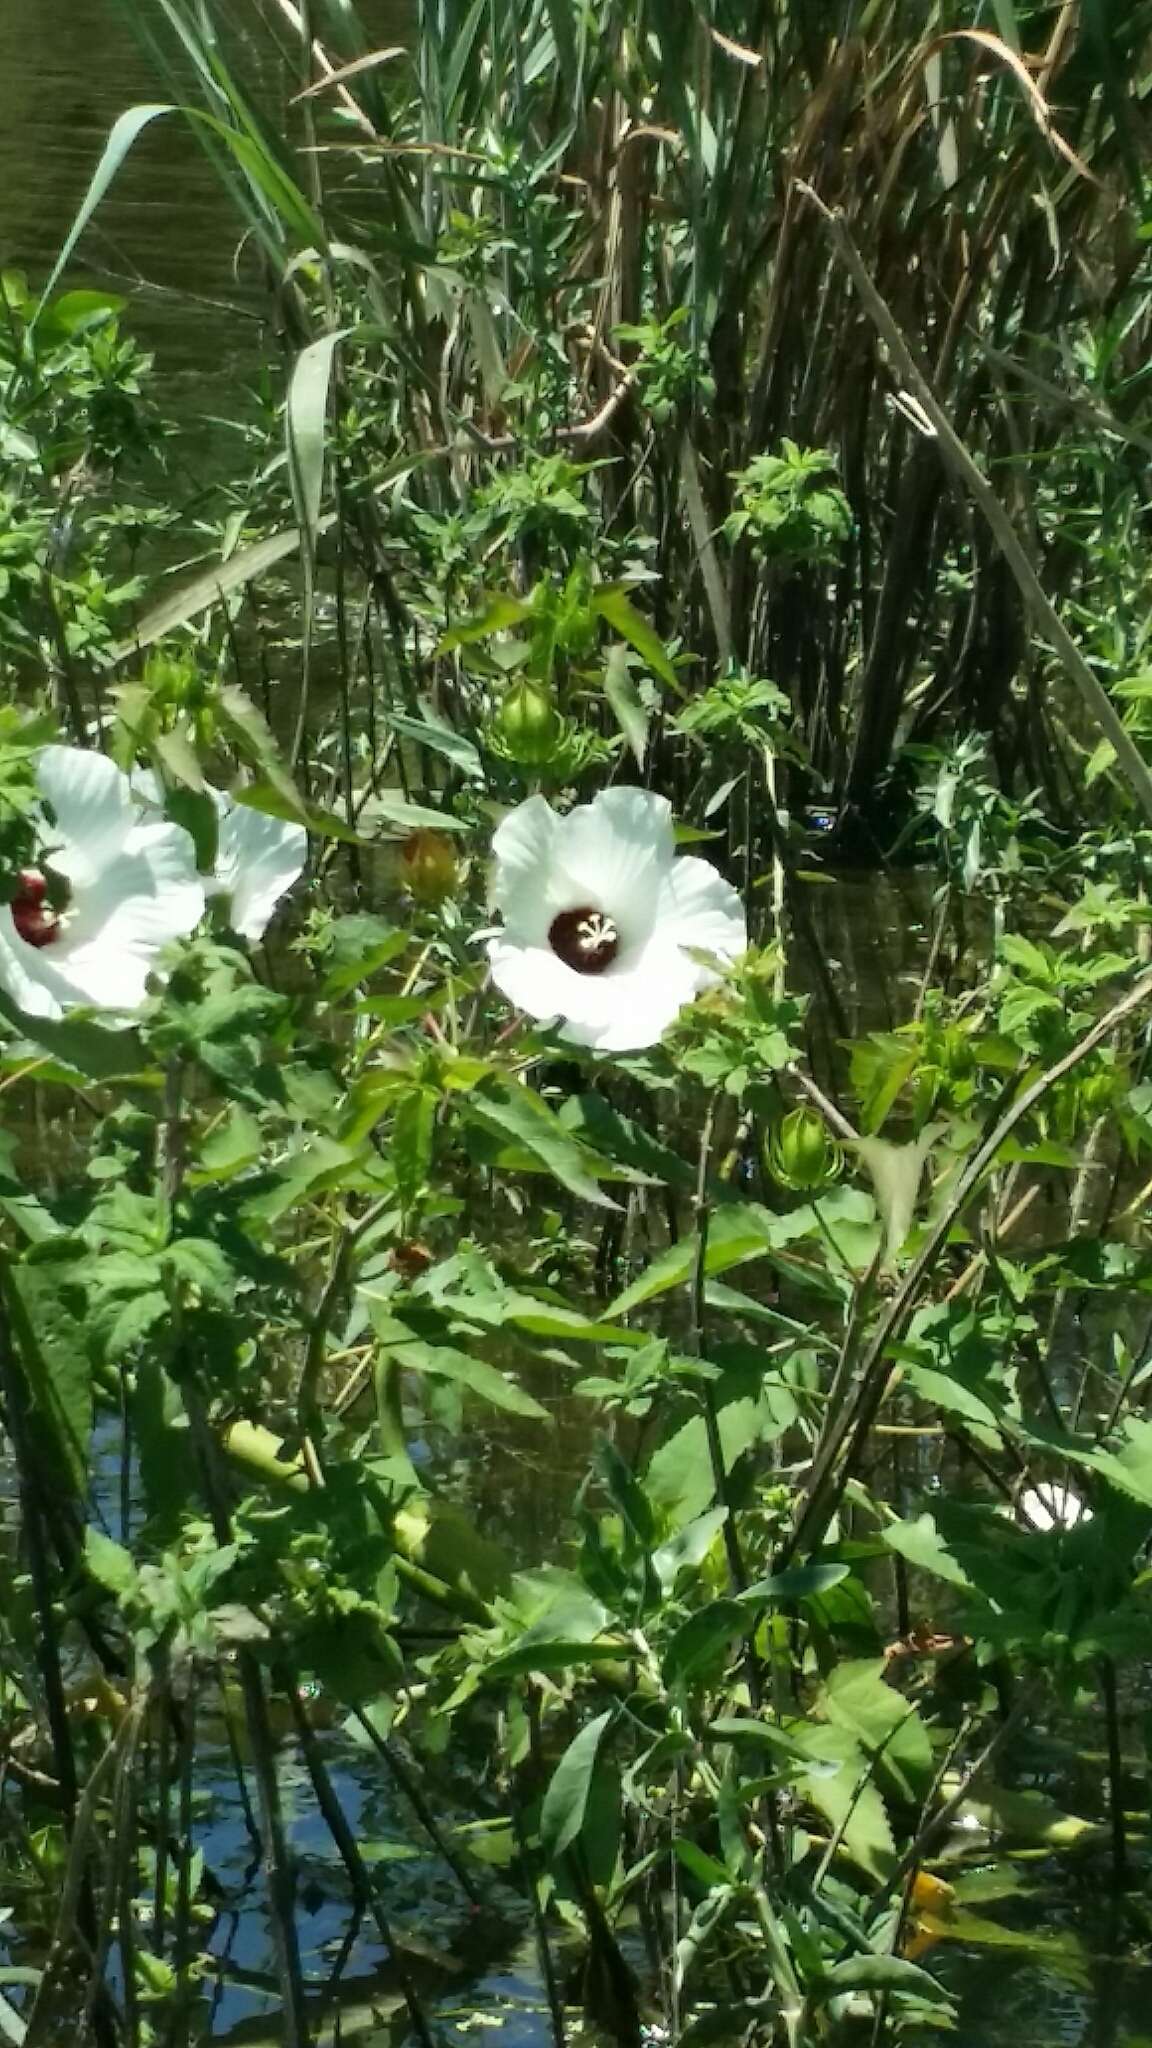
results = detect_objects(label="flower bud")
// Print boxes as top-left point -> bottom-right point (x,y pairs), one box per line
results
767,1106 -> 840,1192
497,679 -> 565,768
400,829 -> 457,906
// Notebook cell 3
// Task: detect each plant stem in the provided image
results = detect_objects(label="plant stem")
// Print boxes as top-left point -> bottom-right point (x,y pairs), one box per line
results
691,1096 -> 749,1596
800,185 -> 1152,826
286,1681 -> 437,2048
783,964 -> 1152,1560
1098,1658 -> 1130,1890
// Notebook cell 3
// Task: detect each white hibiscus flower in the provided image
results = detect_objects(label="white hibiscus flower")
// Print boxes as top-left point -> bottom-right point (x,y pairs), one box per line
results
0,745 -> 206,1022
131,771 -> 307,944
1020,1482 -> 1092,1532
206,793 -> 307,943
486,787 -> 746,1052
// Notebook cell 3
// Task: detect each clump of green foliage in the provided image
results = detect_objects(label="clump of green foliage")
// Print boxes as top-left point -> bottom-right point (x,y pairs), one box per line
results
2,1 -> 1152,2044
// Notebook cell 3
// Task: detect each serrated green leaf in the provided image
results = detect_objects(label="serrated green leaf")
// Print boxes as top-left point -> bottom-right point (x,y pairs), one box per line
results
217,688 -> 300,808
393,1089 -> 436,1218
591,585 -> 680,692
85,1528 -> 139,1600
465,1085 -> 619,1210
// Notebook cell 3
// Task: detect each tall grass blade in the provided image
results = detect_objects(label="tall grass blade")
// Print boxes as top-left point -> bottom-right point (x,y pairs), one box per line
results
31,105 -> 176,326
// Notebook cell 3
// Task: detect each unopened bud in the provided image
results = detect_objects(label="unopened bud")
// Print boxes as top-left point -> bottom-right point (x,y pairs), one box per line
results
767,1107 -> 840,1192
400,829 -> 457,906
497,679 -> 565,768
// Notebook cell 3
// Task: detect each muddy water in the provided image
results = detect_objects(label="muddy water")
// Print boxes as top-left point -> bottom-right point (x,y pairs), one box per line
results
0,0 -> 273,391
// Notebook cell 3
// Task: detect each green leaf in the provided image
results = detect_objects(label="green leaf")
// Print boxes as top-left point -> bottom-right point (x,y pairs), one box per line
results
606,1193 -> 873,1318
855,1126 -> 945,1265
539,1710 -> 614,1863
464,1085 -> 619,1210
39,289 -> 127,340
605,1205 -> 775,1316
32,105 -> 176,324
819,1955 -> 951,2008
233,781 -> 361,846
356,993 -> 438,1027
119,526 -> 312,654
387,708 -> 484,781
646,1399 -> 767,1526
153,728 -> 206,794
738,1562 -> 850,1605
883,1512 -> 975,1590
437,594 -> 533,652
393,1089 -> 435,1218
85,1528 -> 138,1600
362,1311 -> 548,1420
484,1577 -> 616,1678
559,1093 -> 694,1189
662,1600 -> 747,1685
193,1106 -> 264,1184
652,1508 -> 730,1594
319,915 -> 408,997
0,1136 -> 60,1245
820,1658 -> 932,1800
360,791 -> 471,836
2,1259 -> 92,1494
673,1839 -> 732,1889
903,1361 -> 1005,1444
603,645 -> 650,767
591,586 -> 681,692
1023,1415 -> 1152,1510
708,1718 -> 833,1768
217,687 -> 300,809
503,1297 -> 647,1347
0,988 -> 144,1083
286,327 -> 352,564
784,1723 -> 896,1882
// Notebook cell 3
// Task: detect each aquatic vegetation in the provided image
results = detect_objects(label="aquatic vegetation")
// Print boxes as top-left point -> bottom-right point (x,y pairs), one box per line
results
0,0 -> 1151,2044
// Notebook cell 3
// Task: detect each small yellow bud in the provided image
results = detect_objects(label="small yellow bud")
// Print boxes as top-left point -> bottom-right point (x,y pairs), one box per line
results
400,829 -> 458,906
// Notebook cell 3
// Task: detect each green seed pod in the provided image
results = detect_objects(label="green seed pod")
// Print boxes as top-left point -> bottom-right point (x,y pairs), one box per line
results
767,1106 -> 840,1192
496,679 -> 566,768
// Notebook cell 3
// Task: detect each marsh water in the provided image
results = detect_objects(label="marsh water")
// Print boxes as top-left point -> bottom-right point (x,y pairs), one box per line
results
0,4 -> 1150,2043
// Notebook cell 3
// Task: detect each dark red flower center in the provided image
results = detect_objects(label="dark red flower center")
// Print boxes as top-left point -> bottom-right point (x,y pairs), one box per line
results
548,905 -> 619,975
11,870 -> 61,949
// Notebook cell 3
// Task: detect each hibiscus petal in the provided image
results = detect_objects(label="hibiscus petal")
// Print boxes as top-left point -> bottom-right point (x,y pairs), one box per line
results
570,932 -> 703,1051
659,854 -> 747,972
212,798 -> 307,942
50,818 -> 206,1010
489,932 -> 699,1053
0,913 -> 78,1020
491,794 -> 567,944
553,787 -> 673,947
36,746 -> 138,887
487,938 -> 583,1025
1021,1484 -> 1090,1531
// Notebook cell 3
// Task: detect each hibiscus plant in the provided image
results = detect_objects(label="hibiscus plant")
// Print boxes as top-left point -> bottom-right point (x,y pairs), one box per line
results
0,690 -> 1148,2048
4,6 -> 1152,2041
